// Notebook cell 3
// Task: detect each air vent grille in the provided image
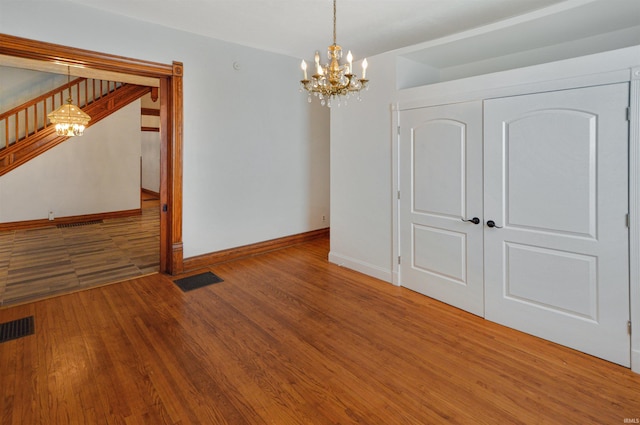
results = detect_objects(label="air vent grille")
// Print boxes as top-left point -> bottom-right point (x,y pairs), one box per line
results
57,220 -> 103,228
0,316 -> 35,343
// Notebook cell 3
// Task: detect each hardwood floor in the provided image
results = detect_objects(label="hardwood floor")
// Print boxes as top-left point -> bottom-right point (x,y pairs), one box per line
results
0,194 -> 159,306
1,236 -> 639,424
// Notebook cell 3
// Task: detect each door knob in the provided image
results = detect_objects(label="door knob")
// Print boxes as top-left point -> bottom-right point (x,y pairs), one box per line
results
486,220 -> 503,228
461,217 -> 480,225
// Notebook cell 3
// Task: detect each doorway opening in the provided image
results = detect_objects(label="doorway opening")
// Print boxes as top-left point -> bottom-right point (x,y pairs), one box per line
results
0,34 -> 184,276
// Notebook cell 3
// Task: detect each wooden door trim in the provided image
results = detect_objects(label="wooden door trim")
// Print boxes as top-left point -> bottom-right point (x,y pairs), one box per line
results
0,33 -> 184,274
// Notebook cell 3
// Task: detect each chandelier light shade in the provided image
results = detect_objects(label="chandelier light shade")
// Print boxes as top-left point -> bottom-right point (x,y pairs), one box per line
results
47,67 -> 91,137
300,0 -> 369,107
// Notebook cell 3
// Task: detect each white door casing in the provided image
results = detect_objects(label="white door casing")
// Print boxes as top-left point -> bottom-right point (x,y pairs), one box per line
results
399,101 -> 484,316
484,83 -> 630,367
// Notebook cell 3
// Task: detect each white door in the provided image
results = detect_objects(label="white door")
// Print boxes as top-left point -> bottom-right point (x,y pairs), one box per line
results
399,101 -> 484,316
484,84 -> 630,366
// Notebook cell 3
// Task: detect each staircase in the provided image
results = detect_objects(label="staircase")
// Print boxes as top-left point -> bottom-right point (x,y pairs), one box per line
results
0,77 -> 151,177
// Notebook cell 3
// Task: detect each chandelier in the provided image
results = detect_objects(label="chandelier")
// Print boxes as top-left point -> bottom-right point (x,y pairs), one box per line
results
47,66 -> 91,137
299,0 -> 368,107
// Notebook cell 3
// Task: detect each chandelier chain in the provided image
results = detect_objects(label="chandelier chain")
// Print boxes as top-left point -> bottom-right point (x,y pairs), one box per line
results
333,0 -> 337,46
67,66 -> 72,103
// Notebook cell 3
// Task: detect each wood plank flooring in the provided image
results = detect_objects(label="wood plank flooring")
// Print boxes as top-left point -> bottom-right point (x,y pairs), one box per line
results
0,195 -> 159,306
1,236 -> 639,424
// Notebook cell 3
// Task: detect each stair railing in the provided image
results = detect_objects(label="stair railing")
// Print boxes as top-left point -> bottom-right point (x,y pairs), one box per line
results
0,77 -> 124,150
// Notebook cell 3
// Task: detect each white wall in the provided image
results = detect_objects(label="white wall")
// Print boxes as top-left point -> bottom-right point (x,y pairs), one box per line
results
0,1 -> 330,258
329,53 -> 397,282
141,131 -> 160,194
140,93 -> 160,194
329,25 -> 640,285
0,100 -> 141,222
334,46 -> 640,278
0,67 -> 67,112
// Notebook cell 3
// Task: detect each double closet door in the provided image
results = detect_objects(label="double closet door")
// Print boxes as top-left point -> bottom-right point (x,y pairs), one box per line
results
399,84 -> 630,367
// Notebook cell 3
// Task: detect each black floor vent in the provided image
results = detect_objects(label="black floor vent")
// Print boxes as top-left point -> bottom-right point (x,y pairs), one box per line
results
174,272 -> 223,292
57,220 -> 103,228
0,316 -> 35,343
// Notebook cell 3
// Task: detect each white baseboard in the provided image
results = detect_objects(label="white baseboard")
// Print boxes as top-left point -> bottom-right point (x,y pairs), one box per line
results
328,251 -> 393,284
632,349 -> 640,374
391,269 -> 400,286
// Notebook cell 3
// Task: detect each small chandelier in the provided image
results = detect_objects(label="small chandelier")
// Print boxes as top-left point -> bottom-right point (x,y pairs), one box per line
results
47,66 -> 91,137
299,0 -> 369,107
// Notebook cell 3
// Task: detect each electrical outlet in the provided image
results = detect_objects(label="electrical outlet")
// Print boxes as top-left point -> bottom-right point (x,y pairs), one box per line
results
322,215 -> 326,222
48,211 -> 54,221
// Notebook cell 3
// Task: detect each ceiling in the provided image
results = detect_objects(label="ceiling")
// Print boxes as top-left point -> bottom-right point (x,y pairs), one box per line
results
3,0 -> 638,82
61,0 -> 595,62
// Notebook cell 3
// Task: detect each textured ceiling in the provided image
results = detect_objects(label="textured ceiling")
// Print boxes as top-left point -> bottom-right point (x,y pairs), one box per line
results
65,0 -> 577,61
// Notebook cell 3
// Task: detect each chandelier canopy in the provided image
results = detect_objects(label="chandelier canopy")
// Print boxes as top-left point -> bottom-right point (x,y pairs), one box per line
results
47,66 -> 91,137
299,0 -> 369,107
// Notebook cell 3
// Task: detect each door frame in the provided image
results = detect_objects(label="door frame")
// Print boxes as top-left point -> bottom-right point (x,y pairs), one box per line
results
630,67 -> 640,374
393,65 -> 640,373
0,33 -> 184,274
